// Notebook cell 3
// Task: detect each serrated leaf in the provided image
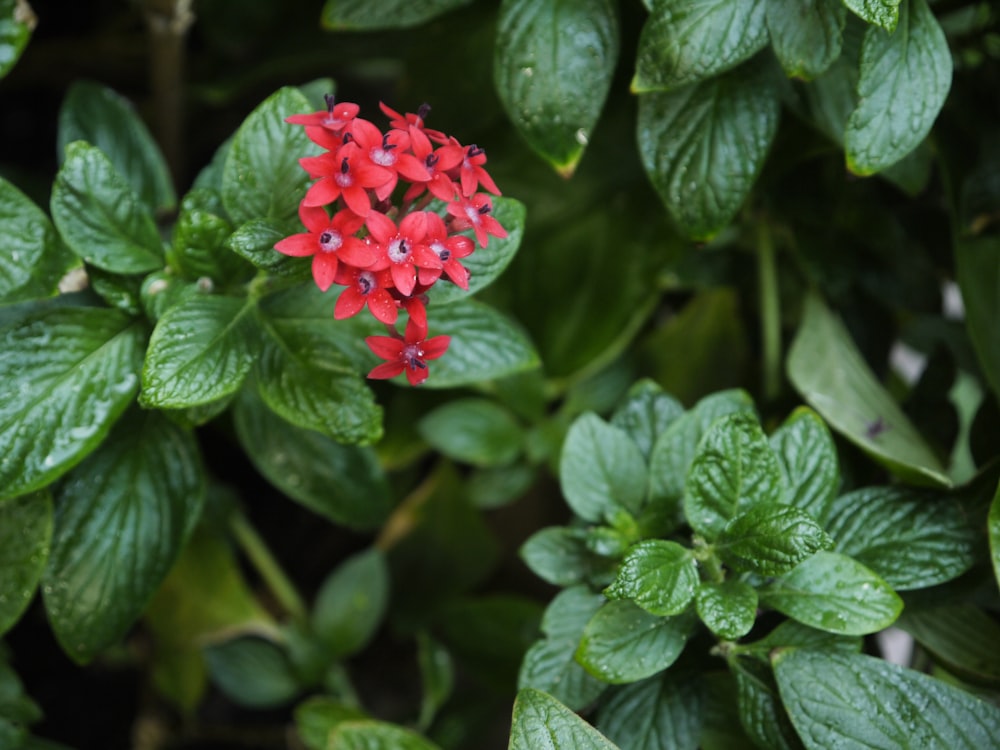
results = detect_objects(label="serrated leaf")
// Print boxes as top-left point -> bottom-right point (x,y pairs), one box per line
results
0,0 -> 33,79
169,188 -> 249,283
760,551 -> 902,635
227,218 -> 309,277
633,0 -> 768,92
50,141 -> 164,274
560,412 -> 649,523
43,409 -> 205,663
222,87 -> 317,226
766,0 -> 845,80
141,295 -> 258,409
787,294 -> 949,486
684,412 -> 784,540
610,379 -> 685,462
637,60 -> 781,240
57,80 -> 176,213
204,635 -> 300,708
0,177 -> 75,305
321,0 -> 471,30
822,486 -> 976,590
768,407 -> 839,523
494,0 -> 618,175
520,526 -> 609,587
730,657 -> 802,750
0,492 -> 51,637
510,688 -> 619,750
845,0 -> 951,175
773,649 -> 1000,749
605,540 -> 698,616
577,601 -> 694,684
232,388 -> 391,530
312,548 -> 389,660
418,398 -> 523,467
696,580 -> 758,640
596,672 -> 704,750
842,0 -> 900,32
899,605 -> 1000,685
717,505 -> 830,575
0,306 -> 143,501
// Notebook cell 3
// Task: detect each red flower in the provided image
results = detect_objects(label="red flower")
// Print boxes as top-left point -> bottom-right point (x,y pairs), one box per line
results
286,95 -> 359,134
348,118 -> 431,200
274,204 -> 375,291
404,128 -> 464,203
379,101 -> 447,144
299,144 -> 394,216
446,193 -> 508,248
366,318 -> 450,386
365,210 -> 442,296
421,213 -> 474,290
333,266 -> 397,324
454,142 -> 500,198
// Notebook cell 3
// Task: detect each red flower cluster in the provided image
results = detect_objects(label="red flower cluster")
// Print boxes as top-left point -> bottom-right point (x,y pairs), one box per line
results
276,97 -> 506,386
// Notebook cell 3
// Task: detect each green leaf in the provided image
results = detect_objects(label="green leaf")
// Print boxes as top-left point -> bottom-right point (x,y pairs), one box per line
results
605,540 -> 698,616
0,177 -> 75,305
637,60 -> 781,240
221,87 -> 317,226
50,141 -> 164,274
845,0 -> 951,175
787,294 -> 949,486
418,398 -> 523,467
232,388 -> 391,530
0,306 -> 144,501
312,548 -> 389,660
610,379 -> 685,462
766,0 -> 845,80
956,236 -> 1000,400
696,580 -> 758,640
57,80 -> 176,213
511,687 -> 618,750
0,0 -> 33,79
730,657 -> 802,750
684,412 -> 784,540
759,551 -> 902,635
295,697 -> 369,750
204,635 -> 300,708
467,463 -> 537,509
577,601 -> 694,684
319,721 -> 442,750
494,0 -> 619,175
227,218 -> 306,278
648,389 -> 755,508
768,407 -> 839,523
521,526 -> 610,587
321,0 -> 472,30
842,0 -> 900,32
633,0 -> 768,92
169,188 -> 248,283
0,492 -> 51,637
717,506 -> 831,575
744,619 -> 862,654
899,605 -> 1000,685
991,481 -> 1000,592
560,412 -> 649,523
822,486 -> 976,590
416,632 -> 453,731
141,295 -> 258,409
773,649 -> 1000,749
596,672 -> 704,750
43,409 -> 205,663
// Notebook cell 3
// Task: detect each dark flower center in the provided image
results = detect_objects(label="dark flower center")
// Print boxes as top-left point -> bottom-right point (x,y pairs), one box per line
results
357,271 -> 376,295
319,230 -> 342,253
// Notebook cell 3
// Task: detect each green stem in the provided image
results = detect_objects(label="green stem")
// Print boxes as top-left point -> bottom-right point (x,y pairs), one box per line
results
757,221 -> 782,402
229,511 -> 308,622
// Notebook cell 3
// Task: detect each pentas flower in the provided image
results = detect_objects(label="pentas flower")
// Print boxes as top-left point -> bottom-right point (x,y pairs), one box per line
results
348,119 -> 430,200
447,193 -> 507,248
421,213 -> 474,290
365,210 -> 442,297
403,128 -> 464,203
379,101 -> 447,144
456,142 -> 500,198
333,266 -> 397,324
286,94 -> 359,135
274,204 -> 373,291
366,318 -> 450,386
300,145 -> 393,216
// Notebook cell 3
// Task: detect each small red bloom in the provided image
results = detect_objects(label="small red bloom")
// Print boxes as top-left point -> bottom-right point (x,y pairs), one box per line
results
446,193 -> 508,248
333,266 -> 398,324
300,145 -> 394,216
422,213 -> 473,290
454,142 -> 500,198
404,128 -> 464,203
379,101 -> 447,144
365,210 -> 443,296
274,204 -> 374,291
286,96 -> 359,133
348,118 -> 431,200
366,318 -> 450,386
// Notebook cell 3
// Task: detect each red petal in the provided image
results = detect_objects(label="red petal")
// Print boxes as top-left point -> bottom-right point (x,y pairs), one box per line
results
299,203 -> 330,232
412,243 -> 443,269
339,237 -> 377,268
365,211 -> 396,243
341,184 -> 372,217
400,211 -> 429,240
395,154 -> 431,182
334,287 -> 365,319
304,126 -> 342,151
368,361 -> 405,380
444,260 -> 470,290
302,178 -> 341,207
350,118 -> 382,148
368,290 -> 398,324
403,298 -> 427,330
404,365 -> 429,386
390,261 -> 416,296
312,253 -> 339,291
476,167 -> 501,196
418,266 -> 443,286
366,336 -> 404,359
299,153 -> 335,178
274,233 -> 316,257
422,335 -> 451,360
428,175 -> 458,203
404,317 -> 428,342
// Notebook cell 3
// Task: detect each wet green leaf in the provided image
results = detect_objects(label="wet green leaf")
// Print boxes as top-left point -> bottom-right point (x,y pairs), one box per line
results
899,605 -> 1000,685
521,526 -> 610,587
731,657 -> 802,750
226,218 -> 309,279
717,506 -> 831,575
510,687 -> 618,750
768,407 -> 839,523
956,236 -> 1000,400
842,0 -> 900,32
605,540 -> 698,616
321,0 -> 471,30
766,0 -> 845,80
169,188 -> 249,283
596,671 -> 703,750
610,380 -> 684,462
0,492 -> 51,637
696,580 -> 758,640
991,481 -> 1000,592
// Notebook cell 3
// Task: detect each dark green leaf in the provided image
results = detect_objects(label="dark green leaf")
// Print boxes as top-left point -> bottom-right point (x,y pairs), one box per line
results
521,526 -> 610,587
991,481 -> 1000,592
695,580 -> 757,640
899,605 -> 1000,685
0,306 -> 143,501
956,236 -> 1000,400
560,412 -> 648,523
312,548 -> 389,660
88,267 -> 143,315
169,188 -> 249,283
57,80 -> 175,213
845,0 -> 951,175
637,60 -> 781,240
633,0 -> 768,92
823,486 -> 976,590
321,0 -> 472,30
744,619 -> 863,654
0,0 -> 33,78
494,0 -> 619,175
684,412 -> 784,540
0,492 -> 51,637
221,87 -> 317,226
321,721 -> 442,750
577,601 -> 694,684
141,295 -> 258,409
759,551 -> 902,635
596,672 -> 703,750
774,649 -> 1000,749
610,379 -> 685,462
717,505 -> 831,575
510,688 -> 619,750
787,294 -> 949,486
140,271 -> 200,322
467,463 -> 536,509
605,540 -> 698,616
418,398 -> 523,467
227,218 -> 310,279
730,657 -> 802,750
416,632 -> 453,731
43,409 -> 204,663
766,0 -> 845,80
50,141 -> 163,274
842,0 -> 900,32
295,697 -> 369,750
0,177 -> 75,305
768,407 -> 839,523
204,635 -> 300,708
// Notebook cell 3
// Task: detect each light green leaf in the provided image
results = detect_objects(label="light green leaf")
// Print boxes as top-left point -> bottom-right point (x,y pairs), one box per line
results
418,398 -> 523,467
510,688 -> 619,750
204,635 -> 300,708
0,0 -> 33,78
766,0 -> 845,80
842,0 -> 900,32
312,548 -> 389,660
633,0 -> 768,92
0,492 -> 51,637
520,526 -> 609,587
637,59 -> 781,240
605,540 -> 698,616
768,407 -> 839,523
900,605 -> 1000,685
760,551 -> 902,635
494,0 -> 619,175
57,80 -> 176,213
717,505 -> 831,575
43,409 -> 205,663
321,0 -> 471,30
50,141 -> 164,274
141,295 -> 258,409
0,306 -> 144,501
684,412 -> 784,540
845,0 -> 952,175
774,649 -> 1000,748
596,672 -> 704,750
696,580 -> 758,640
956,236 -> 1000,400
610,379 -> 685,462
787,294 -> 949,486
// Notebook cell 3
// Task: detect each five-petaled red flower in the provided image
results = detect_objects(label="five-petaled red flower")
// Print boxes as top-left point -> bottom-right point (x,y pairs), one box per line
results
274,204 -> 374,291
366,318 -> 450,386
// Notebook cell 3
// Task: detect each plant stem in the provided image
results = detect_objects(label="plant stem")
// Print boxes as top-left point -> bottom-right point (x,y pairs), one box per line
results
375,465 -> 442,552
757,221 -> 781,402
229,511 -> 308,622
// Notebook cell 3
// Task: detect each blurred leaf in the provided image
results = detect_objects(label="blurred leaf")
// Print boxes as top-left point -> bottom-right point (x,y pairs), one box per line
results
717,506 -> 831,575
695,580 -> 757,640
321,0 -> 471,30
766,0 -> 845,80
610,379 -> 684,462
605,540 -> 698,616
520,526 -> 611,588
0,0 -> 34,79
768,407 -> 839,523
416,632 -> 453,731
466,462 -> 536,509
418,398 -> 523,467
899,605 -> 1000,686
312,548 -> 389,660
842,0 -> 900,31
955,236 -> 1000,400
204,635 -> 300,708
510,688 -> 619,750
0,492 -> 50,637
295,697 -> 369,750
596,671 -> 704,750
